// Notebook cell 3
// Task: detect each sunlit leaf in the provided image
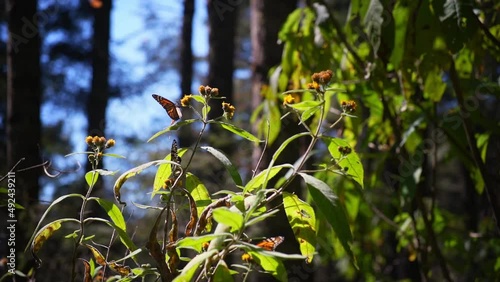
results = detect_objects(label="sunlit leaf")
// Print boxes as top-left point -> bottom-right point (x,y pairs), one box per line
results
152,148 -> 188,197
283,192 -> 316,263
108,260 -> 132,276
85,171 -> 99,187
186,173 -> 211,218
299,173 -> 357,268
322,136 -> 364,188
113,160 -> 172,205
32,220 -> 65,254
26,194 -> 84,252
95,198 -> 126,230
173,250 -> 218,282
287,100 -> 323,112
148,119 -> 197,142
212,207 -> 244,232
244,164 -> 289,193
247,251 -> 287,282
176,234 -> 230,253
211,121 -> 262,142
213,260 -> 233,282
85,244 -> 107,266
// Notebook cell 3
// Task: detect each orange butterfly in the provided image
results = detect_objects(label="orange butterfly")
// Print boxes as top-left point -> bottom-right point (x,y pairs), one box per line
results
152,94 -> 182,123
255,236 -> 284,251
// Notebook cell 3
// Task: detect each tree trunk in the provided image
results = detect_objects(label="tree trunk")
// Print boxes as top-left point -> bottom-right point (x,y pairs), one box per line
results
250,0 -> 297,170
6,0 -> 42,275
86,0 -> 112,145
85,0 -> 112,216
249,1 -> 298,281
206,0 -> 238,120
178,0 -> 195,147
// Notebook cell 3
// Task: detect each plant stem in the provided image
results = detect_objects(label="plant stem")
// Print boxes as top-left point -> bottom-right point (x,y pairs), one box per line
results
71,170 -> 98,282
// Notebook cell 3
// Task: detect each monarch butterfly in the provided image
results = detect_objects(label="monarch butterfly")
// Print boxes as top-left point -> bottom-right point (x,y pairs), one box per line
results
152,94 -> 182,123
255,236 -> 284,251
170,140 -> 182,176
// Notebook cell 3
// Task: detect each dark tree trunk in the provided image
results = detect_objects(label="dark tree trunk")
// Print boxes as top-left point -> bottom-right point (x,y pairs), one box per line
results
6,0 -> 42,275
206,0 -> 238,120
85,0 -> 112,215
178,0 -> 195,147
86,0 -> 112,146
250,0 -> 298,170
249,1 -> 299,281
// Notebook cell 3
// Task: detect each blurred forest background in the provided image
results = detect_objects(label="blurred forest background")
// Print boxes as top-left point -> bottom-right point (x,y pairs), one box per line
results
1,0 -> 500,281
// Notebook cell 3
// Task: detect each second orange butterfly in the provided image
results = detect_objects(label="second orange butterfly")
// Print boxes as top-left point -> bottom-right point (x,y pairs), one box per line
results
255,236 -> 284,251
152,94 -> 182,123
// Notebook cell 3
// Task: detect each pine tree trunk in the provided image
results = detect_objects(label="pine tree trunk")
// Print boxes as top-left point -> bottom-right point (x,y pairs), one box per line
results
178,0 -> 195,147
206,0 -> 238,120
6,0 -> 42,275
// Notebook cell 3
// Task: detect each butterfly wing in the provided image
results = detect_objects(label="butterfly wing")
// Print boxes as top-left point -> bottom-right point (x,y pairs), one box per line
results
170,140 -> 182,177
256,236 -> 284,251
152,94 -> 182,121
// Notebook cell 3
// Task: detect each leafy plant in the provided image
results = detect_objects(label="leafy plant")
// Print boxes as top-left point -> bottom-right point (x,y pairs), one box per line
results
25,71 -> 363,281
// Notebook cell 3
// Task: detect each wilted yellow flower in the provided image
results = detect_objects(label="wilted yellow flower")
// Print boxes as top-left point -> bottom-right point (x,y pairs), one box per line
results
222,102 -> 236,120
341,100 -> 357,113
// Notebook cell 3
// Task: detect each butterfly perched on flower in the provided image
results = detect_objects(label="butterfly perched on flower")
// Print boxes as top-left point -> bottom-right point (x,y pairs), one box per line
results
152,94 -> 182,124
255,236 -> 284,251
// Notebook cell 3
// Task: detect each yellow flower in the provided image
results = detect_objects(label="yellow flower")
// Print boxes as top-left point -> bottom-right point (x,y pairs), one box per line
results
85,136 -> 93,146
241,253 -> 253,263
283,94 -> 295,106
105,139 -> 115,148
180,94 -> 193,107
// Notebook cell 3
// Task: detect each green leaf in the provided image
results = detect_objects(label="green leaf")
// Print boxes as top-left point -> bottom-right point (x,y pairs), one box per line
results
191,95 -> 206,104
283,192 -> 316,263
176,234 -> 230,253
102,153 -> 126,159
212,207 -> 244,232
267,102 -> 282,145
245,209 -> 279,227
148,119 -> 197,142
423,65 -> 447,102
322,137 -> 364,188
243,164 -> 289,193
364,0 -> 385,54
247,251 -> 287,282
299,173 -> 357,268
213,260 -> 234,282
31,218 -> 79,265
201,146 -> 243,186
85,171 -> 99,187
25,194 -> 84,252
212,121 -> 262,142
272,132 -> 310,162
186,173 -> 212,231
389,1 -> 414,68
95,198 -> 126,230
173,250 -> 217,282
113,160 -> 172,204
286,100 -> 323,112
152,148 -> 188,197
